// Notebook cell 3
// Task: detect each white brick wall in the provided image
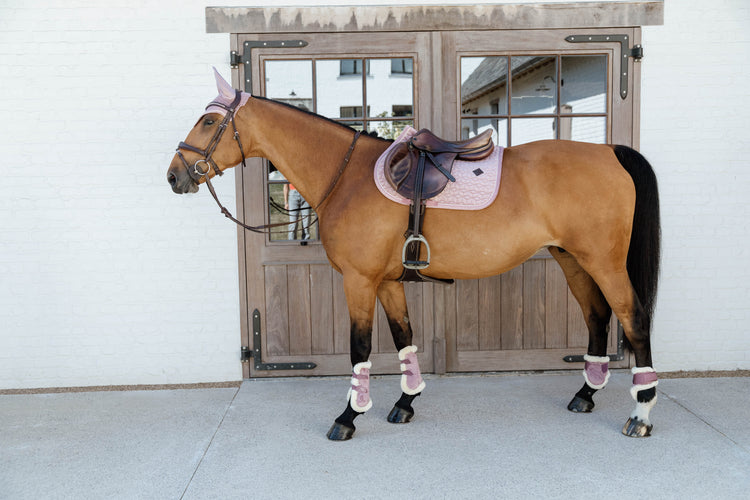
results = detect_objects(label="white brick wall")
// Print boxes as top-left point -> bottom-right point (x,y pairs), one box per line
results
0,0 -> 249,388
640,0 -> 750,371
1,0 -> 748,389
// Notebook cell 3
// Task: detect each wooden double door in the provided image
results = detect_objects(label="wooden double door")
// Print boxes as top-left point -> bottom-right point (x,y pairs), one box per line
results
232,28 -> 638,377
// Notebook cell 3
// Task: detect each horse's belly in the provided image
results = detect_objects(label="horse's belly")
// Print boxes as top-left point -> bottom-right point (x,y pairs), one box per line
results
418,211 -> 552,280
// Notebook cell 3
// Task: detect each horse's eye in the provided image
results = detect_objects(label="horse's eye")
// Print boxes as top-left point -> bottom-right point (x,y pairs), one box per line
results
204,118 -> 215,126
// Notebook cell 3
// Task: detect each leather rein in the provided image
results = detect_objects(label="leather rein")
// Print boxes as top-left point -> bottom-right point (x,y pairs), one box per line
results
175,90 -> 361,234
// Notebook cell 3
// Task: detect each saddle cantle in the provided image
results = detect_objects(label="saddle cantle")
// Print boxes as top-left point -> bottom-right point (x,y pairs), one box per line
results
384,128 -> 494,200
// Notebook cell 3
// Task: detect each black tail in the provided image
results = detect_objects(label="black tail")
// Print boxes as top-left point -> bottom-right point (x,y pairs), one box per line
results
612,145 -> 661,320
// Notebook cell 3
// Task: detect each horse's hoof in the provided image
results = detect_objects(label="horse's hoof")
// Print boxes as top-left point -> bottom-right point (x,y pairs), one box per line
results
567,396 -> 594,413
622,417 -> 652,437
387,405 -> 414,424
327,422 -> 355,441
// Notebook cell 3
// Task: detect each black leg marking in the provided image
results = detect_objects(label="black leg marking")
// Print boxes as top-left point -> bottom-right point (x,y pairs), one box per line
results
387,317 -> 412,352
349,320 -> 372,365
568,383 -> 597,413
327,402 -> 364,441
388,392 -> 419,424
637,386 -> 657,403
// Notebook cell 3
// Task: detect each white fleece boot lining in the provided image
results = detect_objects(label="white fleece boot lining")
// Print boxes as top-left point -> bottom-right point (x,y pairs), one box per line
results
398,345 -> 425,395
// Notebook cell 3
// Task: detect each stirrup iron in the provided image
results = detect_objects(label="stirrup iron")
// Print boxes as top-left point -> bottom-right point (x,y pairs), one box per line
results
402,234 -> 430,270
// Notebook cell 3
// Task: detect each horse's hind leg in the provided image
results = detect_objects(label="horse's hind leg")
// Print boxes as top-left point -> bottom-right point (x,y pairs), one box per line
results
377,280 -> 425,424
549,247 -> 613,413
583,265 -> 658,437
327,273 -> 377,441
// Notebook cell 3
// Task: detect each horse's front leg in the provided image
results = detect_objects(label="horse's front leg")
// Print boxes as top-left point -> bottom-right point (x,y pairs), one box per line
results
327,273 -> 377,441
377,281 -> 425,424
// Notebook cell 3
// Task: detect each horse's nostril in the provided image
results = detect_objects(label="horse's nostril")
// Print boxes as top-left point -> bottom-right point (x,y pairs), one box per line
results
168,172 -> 177,187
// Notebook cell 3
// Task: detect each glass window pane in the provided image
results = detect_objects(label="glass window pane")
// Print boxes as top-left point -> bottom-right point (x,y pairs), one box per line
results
366,58 -> 414,118
558,116 -> 607,143
338,121 -> 364,132
316,59 -> 364,119
511,117 -> 556,145
268,182 -> 318,242
561,55 -> 607,114
461,118 -> 507,147
368,120 -> 413,140
391,58 -> 413,74
267,182 -> 286,242
264,60 -> 313,111
510,56 -> 557,115
461,56 -> 508,116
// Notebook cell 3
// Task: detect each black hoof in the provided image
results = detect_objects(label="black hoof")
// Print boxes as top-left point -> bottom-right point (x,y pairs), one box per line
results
387,404 -> 414,423
567,396 -> 595,413
327,422 -> 355,441
622,417 -> 652,438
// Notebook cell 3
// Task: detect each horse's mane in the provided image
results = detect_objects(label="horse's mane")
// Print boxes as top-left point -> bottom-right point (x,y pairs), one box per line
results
253,95 -> 393,143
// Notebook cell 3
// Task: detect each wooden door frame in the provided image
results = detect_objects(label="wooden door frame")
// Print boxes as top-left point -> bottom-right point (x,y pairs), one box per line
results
438,28 -> 637,372
232,32 -> 435,378
209,2 -> 663,377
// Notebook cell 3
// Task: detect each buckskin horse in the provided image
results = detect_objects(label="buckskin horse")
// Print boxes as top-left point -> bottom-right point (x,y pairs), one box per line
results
167,71 -> 661,440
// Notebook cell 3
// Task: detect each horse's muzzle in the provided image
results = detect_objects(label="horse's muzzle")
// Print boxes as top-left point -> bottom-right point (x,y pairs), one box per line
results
167,161 -> 199,194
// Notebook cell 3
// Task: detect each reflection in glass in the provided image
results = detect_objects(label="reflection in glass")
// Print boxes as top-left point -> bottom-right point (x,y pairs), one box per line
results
316,59 -> 364,119
368,120 -> 413,140
267,181 -> 319,242
511,117 -> 556,145
558,116 -> 607,143
366,58 -> 414,118
460,56 -> 508,116
265,60 -> 313,110
339,59 -> 368,76
510,56 -> 557,115
461,118 -> 508,147
391,58 -> 413,74
561,55 -> 607,114
340,121 -> 364,132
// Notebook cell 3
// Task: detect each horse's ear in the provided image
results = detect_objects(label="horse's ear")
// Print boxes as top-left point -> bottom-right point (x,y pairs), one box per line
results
213,67 -> 235,98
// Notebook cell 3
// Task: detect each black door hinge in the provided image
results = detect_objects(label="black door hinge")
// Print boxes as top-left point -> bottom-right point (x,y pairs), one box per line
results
230,50 -> 242,68
566,34 -> 643,99
241,309 -> 317,371
563,323 -> 626,363
232,40 -> 308,93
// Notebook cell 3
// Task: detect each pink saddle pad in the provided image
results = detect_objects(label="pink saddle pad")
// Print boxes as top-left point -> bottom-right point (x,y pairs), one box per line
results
374,126 -> 503,210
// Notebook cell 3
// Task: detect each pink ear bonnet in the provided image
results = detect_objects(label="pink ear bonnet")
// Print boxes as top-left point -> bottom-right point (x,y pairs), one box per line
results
204,67 -> 250,116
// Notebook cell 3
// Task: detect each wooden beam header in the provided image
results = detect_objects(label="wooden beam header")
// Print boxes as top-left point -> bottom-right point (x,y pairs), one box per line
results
206,2 -> 663,34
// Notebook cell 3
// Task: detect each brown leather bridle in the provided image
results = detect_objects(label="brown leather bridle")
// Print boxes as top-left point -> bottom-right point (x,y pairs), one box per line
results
175,90 -> 361,234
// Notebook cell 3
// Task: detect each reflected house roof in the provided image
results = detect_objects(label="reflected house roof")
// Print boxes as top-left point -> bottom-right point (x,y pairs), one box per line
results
276,97 -> 313,111
461,56 -> 548,105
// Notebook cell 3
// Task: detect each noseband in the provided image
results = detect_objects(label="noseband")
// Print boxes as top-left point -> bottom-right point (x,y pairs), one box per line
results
175,90 -> 361,234
176,89 -> 246,181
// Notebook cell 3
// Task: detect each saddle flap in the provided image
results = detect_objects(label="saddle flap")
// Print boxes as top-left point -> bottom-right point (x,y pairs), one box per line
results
384,145 -> 456,200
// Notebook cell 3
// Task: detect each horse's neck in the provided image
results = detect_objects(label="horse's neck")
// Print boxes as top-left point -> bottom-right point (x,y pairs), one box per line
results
237,97 -> 359,209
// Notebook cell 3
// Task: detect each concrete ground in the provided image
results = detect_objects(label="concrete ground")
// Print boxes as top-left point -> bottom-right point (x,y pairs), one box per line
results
1,372 -> 748,499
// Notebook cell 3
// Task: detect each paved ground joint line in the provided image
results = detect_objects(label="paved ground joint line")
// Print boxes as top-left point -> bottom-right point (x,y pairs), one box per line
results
179,386 -> 241,499
658,388 -> 748,453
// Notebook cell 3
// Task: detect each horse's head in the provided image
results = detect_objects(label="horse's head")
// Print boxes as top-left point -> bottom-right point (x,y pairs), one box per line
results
167,69 -> 251,194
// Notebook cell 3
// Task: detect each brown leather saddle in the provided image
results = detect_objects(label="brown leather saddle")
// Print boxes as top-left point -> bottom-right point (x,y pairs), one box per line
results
382,128 -> 495,283
384,128 -> 494,200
